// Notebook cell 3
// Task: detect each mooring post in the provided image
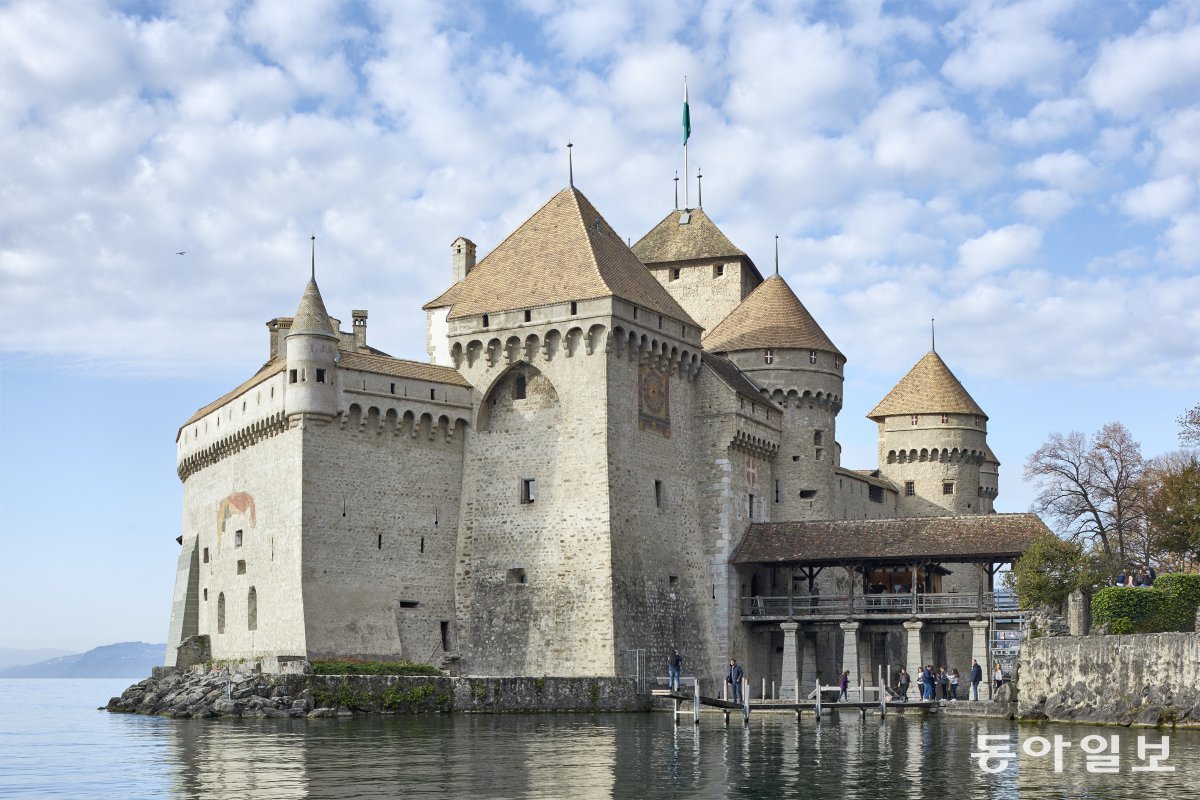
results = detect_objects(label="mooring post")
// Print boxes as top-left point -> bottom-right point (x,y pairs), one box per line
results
879,665 -> 886,717
815,679 -> 822,720
743,678 -> 750,724
694,678 -> 700,726
724,709 -> 730,726
762,677 -> 766,701
674,696 -> 680,725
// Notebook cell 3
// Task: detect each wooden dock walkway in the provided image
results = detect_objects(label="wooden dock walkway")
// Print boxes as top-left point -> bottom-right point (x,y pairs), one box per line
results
652,680 -> 940,726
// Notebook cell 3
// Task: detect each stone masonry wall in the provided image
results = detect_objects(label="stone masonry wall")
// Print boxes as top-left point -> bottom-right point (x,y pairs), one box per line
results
1019,633 -> 1200,726
650,259 -> 755,334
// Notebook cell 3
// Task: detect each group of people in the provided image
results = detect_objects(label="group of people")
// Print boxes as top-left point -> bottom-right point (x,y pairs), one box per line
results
893,659 -> 1003,702
1110,566 -> 1156,587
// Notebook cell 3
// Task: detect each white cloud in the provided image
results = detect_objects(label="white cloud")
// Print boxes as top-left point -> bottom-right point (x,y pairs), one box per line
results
1015,189 -> 1074,221
1164,213 -> 1200,267
1018,149 -> 1100,193
1000,98 -> 1092,145
1120,175 -> 1195,220
941,0 -> 1079,93
1086,19 -> 1200,117
957,224 -> 1043,276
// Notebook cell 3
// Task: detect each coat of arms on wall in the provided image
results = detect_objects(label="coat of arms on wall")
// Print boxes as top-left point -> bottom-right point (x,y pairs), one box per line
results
639,364 -> 671,437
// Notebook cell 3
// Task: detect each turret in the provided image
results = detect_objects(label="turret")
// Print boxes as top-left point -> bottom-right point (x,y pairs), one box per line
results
284,275 -> 338,422
704,274 -> 844,521
869,350 -> 993,515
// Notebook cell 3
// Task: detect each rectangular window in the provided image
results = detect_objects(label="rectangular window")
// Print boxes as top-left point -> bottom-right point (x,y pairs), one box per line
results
774,480 -> 781,503
440,621 -> 450,651
521,479 -> 536,504
813,430 -> 823,446
390,383 -> 396,394
398,600 -> 419,608
570,301 -> 578,315
713,264 -> 724,278
524,309 -> 531,322
809,350 -> 817,364
835,356 -> 842,369
911,415 -> 919,426
203,547 -> 209,563
941,413 -> 949,423
234,530 -> 243,547
868,485 -> 884,503
430,388 -> 436,400
658,315 -> 663,329
943,482 -> 955,495
289,369 -> 298,384
815,448 -> 823,461
482,314 -> 489,328
315,368 -> 326,383
748,494 -> 755,519
764,348 -> 774,365
507,568 -> 527,585
633,307 -> 638,320
669,575 -> 679,588
904,481 -> 915,497
670,268 -> 680,281
236,560 -> 246,575
974,416 -> 981,426
654,480 -> 663,508
203,588 -> 208,601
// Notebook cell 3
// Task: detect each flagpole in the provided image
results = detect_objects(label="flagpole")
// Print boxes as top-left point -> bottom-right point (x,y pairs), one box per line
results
683,76 -> 689,209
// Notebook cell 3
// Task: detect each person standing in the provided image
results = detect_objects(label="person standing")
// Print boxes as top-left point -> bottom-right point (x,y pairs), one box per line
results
993,663 -> 1004,694
970,659 -> 983,701
923,665 -> 936,700
727,659 -> 744,703
838,670 -> 850,702
897,668 -> 911,702
668,649 -> 682,693
938,667 -> 949,700
950,669 -> 960,701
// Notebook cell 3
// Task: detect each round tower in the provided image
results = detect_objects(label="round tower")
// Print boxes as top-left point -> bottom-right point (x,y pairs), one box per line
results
705,274 -> 844,521
284,273 -> 338,422
869,350 -> 992,516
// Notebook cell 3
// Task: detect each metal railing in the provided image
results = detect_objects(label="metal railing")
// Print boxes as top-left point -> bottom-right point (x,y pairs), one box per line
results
740,591 -> 1019,618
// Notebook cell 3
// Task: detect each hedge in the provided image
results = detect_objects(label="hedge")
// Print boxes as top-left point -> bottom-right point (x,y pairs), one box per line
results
1151,573 -> 1200,631
309,659 -> 442,676
1091,573 -> 1200,634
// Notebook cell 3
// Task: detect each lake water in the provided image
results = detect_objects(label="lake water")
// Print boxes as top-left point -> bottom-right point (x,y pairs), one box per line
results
0,679 -> 1196,799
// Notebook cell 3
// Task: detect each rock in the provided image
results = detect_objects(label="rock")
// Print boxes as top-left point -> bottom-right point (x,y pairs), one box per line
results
292,698 -> 311,712
212,698 -> 240,716
337,706 -> 352,716
307,707 -> 337,718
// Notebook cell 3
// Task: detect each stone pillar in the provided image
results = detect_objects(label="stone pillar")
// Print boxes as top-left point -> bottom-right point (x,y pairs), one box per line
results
780,622 -> 799,700
840,621 -> 861,685
1067,590 -> 1090,636
969,619 -> 990,701
903,620 -> 923,672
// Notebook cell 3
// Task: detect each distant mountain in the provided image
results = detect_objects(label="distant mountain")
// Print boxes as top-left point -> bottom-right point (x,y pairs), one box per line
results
0,642 -> 165,678
0,647 -> 77,670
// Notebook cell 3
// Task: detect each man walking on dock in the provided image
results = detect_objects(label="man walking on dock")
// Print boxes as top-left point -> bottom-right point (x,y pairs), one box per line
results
668,650 -> 682,692
727,659 -> 744,703
970,659 -> 983,701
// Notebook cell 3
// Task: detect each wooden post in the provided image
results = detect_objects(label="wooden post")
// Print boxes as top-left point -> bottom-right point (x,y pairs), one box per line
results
815,679 -> 822,720
762,677 -> 766,701
771,680 -> 776,700
879,665 -> 886,717
743,678 -> 750,723
694,679 -> 700,725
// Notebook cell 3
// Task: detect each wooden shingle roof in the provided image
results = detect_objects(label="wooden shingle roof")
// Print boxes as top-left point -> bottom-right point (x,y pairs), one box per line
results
445,188 -> 697,326
867,351 -> 986,421
703,275 -> 842,356
290,280 -> 337,338
731,513 -> 1051,566
422,281 -> 463,311
337,351 -> 470,387
632,207 -> 747,265
702,353 -> 766,404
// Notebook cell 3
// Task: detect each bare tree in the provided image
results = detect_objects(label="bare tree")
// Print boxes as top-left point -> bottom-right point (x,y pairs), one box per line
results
1179,404 -> 1200,447
1024,422 -> 1146,568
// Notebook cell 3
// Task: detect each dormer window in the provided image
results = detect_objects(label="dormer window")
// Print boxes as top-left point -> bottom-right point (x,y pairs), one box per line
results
764,349 -> 774,365
809,350 -> 817,364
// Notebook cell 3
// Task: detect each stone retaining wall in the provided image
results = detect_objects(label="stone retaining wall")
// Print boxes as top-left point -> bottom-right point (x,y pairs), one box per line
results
1018,633 -> 1200,727
106,668 -> 649,719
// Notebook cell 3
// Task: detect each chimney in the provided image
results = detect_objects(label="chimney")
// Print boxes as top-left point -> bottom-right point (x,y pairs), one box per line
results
451,237 -> 476,283
267,317 -> 293,360
352,310 -> 368,351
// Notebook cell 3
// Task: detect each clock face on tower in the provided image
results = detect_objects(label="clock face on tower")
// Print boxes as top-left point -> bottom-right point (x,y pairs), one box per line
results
638,364 -> 671,437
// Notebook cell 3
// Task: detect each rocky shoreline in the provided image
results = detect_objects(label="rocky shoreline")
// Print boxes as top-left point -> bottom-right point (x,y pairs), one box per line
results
105,668 -> 648,718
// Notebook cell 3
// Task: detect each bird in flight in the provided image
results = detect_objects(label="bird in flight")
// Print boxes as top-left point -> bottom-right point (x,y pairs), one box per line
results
176,251 -> 186,255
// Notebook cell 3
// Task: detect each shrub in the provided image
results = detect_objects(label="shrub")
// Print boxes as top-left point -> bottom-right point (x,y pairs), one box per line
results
310,659 -> 441,676
1151,573 -> 1200,631
1091,587 -> 1167,633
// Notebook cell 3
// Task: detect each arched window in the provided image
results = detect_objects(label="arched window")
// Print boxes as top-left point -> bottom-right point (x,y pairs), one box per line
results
217,593 -> 226,634
247,587 -> 258,631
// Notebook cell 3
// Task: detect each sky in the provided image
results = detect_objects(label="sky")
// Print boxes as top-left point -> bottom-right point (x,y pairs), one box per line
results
1,0 -> 1197,652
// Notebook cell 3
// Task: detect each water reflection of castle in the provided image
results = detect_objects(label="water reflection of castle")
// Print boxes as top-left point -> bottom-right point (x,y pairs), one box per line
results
166,182 -> 1048,690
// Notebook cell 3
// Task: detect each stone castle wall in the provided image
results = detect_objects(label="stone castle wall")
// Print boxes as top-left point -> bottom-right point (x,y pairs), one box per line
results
1020,633 -> 1200,727
650,258 -> 756,334
877,414 -> 989,516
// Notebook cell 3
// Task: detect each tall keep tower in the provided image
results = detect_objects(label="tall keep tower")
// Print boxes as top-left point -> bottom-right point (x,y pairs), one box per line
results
704,274 -> 844,521
869,350 -> 996,515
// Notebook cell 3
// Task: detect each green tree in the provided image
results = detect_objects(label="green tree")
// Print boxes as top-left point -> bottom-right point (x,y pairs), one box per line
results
1146,455 -> 1200,566
1006,536 -> 1107,609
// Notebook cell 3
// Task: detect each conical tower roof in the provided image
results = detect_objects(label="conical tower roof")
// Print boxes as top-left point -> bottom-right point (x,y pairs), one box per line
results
867,351 -> 986,421
702,275 -> 842,357
288,279 -> 337,338
632,207 -> 750,267
446,188 -> 697,326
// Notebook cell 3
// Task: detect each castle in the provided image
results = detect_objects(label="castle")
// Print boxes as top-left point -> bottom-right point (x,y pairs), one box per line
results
165,182 -> 1048,693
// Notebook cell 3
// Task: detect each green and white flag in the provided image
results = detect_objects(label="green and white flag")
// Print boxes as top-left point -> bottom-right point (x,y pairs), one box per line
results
682,79 -> 691,144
